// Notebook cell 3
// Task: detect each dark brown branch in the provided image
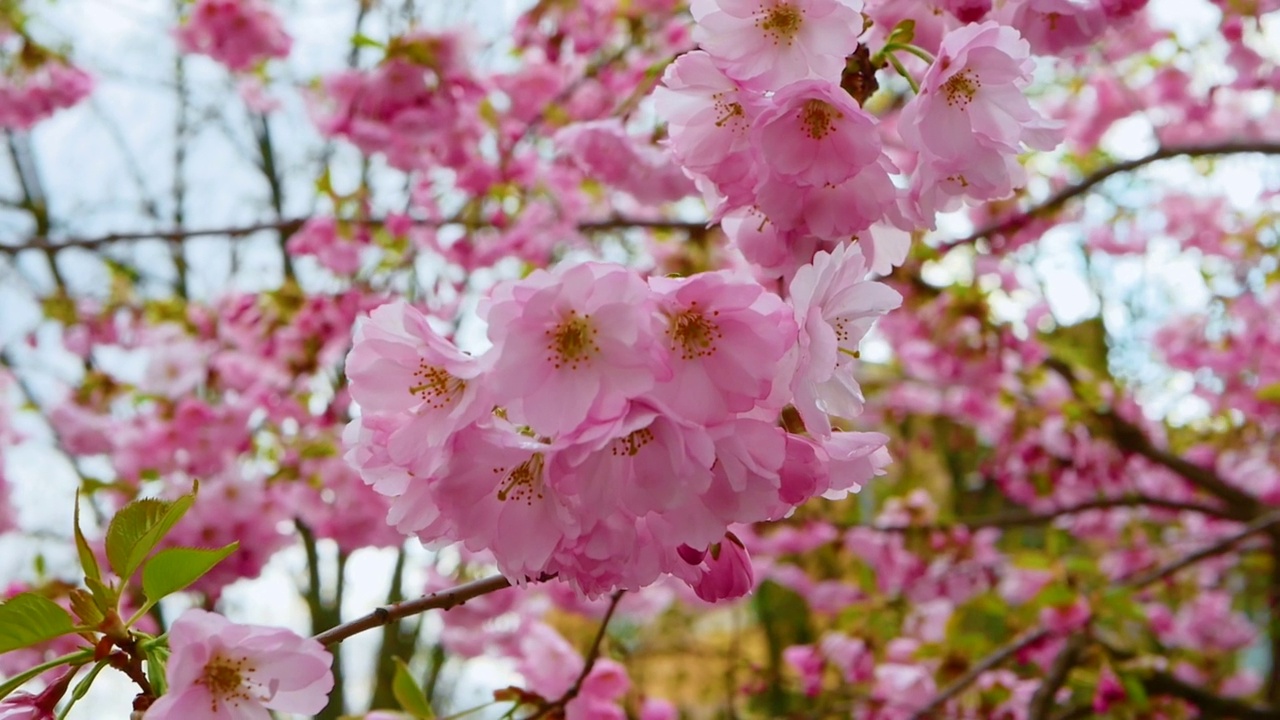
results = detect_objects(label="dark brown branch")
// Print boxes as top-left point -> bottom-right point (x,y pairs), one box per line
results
943,141 -> 1280,252
1268,536 -> 1280,703
907,510 -> 1280,718
1101,410 -> 1264,516
1144,671 -> 1279,720
1045,358 -> 1262,518
907,628 -> 1050,720
1027,634 -> 1085,720
314,574 -> 514,647
873,495 -> 1235,532
1,217 -> 709,254
1117,511 -> 1280,589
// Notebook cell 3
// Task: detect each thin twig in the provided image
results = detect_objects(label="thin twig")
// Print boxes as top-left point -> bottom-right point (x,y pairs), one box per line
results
314,574 -> 515,647
527,591 -> 626,719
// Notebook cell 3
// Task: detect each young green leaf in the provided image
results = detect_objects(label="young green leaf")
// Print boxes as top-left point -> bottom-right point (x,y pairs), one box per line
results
393,657 -> 435,719
104,491 -> 197,582
140,543 -> 238,605
0,593 -> 78,655
67,589 -> 105,628
73,492 -> 101,585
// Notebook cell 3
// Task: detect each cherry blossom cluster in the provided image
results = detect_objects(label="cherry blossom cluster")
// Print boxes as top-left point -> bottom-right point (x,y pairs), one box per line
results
654,0 -> 1064,280
345,246 -> 895,598
174,0 -> 291,73
311,30 -> 486,172
0,59 -> 92,130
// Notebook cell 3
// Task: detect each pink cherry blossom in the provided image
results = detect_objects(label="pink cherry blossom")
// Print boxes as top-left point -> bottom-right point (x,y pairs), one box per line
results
175,0 -> 292,72
898,21 -> 1061,215
1000,0 -> 1104,56
0,62 -> 93,130
0,694 -> 50,720
638,697 -> 679,720
788,242 -> 902,435
689,532 -> 755,602
755,156 -> 902,241
481,261 -> 668,436
754,80 -> 884,188
555,119 -> 695,204
346,300 -> 487,442
647,271 -> 797,423
783,644 -> 825,695
652,51 -> 763,208
417,422 -> 575,581
690,0 -> 866,88
311,30 -> 484,171
144,609 -> 333,719
286,217 -> 365,276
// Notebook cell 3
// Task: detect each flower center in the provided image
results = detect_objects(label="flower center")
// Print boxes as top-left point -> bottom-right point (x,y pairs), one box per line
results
496,453 -> 545,504
611,427 -> 655,457
546,310 -> 598,370
757,3 -> 803,43
409,361 -> 466,409
668,304 -> 722,360
712,92 -> 748,133
942,70 -> 981,109
800,99 -> 841,140
199,654 -> 255,709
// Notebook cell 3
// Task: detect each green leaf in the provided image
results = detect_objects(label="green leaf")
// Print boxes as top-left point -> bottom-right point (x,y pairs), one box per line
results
0,593 -> 77,655
351,33 -> 384,49
73,493 -> 101,585
1039,316 -> 1110,379
68,589 -> 104,628
85,576 -> 119,613
105,490 -> 197,582
885,19 -> 916,45
1257,382 -> 1280,403
144,646 -> 169,696
1120,671 -> 1150,711
59,659 -> 108,720
141,544 -> 238,604
393,657 -> 435,719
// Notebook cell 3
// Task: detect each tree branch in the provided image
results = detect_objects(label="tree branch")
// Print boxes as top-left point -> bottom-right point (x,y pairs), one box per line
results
907,510 -> 1280,718
0,216 -> 709,254
872,495 -> 1236,532
907,628 -> 1050,720
314,574 -> 516,647
1045,357 -> 1262,518
527,591 -> 625,719
1117,511 -> 1280,589
1144,671 -> 1279,720
942,141 -> 1280,252
1027,634 -> 1085,720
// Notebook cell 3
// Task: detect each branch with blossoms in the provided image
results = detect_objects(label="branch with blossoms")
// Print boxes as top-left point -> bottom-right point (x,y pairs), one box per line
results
314,574 -> 515,647
906,510 -> 1280,719
0,215 -> 710,254
944,140 -> 1280,252
1043,356 -> 1266,517
871,494 -> 1238,532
